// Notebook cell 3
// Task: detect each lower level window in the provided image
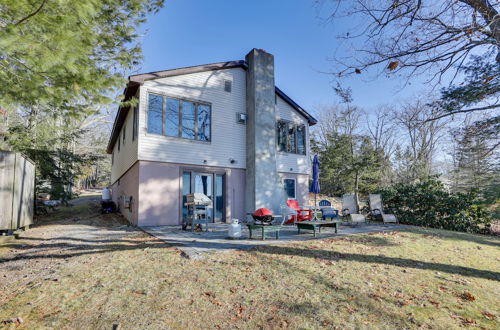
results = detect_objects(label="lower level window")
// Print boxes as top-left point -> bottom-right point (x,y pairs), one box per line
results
284,178 -> 296,199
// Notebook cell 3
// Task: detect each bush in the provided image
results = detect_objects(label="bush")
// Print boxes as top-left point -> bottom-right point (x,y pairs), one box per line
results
379,180 -> 492,234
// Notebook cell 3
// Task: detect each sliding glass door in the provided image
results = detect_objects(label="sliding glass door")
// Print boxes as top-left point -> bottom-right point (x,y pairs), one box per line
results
182,171 -> 225,223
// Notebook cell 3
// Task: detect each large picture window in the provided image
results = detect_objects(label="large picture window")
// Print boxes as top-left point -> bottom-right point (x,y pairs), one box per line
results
147,94 -> 163,134
166,98 -> 180,137
277,120 -> 306,155
147,92 -> 211,141
181,101 -> 196,139
277,121 -> 287,152
297,125 -> 306,155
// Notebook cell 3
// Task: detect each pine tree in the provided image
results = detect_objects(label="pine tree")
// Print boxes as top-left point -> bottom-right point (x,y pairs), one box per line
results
0,0 -> 164,115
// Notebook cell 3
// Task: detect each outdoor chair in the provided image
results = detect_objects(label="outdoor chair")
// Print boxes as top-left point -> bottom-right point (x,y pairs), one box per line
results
284,200 -> 312,224
341,194 -> 366,224
318,200 -> 339,221
318,200 -> 331,207
369,194 -> 398,223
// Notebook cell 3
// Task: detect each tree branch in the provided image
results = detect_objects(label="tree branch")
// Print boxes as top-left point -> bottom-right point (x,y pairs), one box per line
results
426,104 -> 500,122
15,0 -> 47,26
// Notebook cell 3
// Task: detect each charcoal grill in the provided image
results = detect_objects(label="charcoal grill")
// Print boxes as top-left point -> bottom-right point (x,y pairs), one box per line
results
249,208 -> 275,225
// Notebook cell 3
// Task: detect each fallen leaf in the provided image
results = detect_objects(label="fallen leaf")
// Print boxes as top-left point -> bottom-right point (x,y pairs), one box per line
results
482,311 -> 496,320
460,317 -> 476,326
346,305 -> 358,313
236,304 -> 245,318
280,320 -> 289,328
438,286 -> 448,292
397,300 -> 408,307
460,292 -> 475,302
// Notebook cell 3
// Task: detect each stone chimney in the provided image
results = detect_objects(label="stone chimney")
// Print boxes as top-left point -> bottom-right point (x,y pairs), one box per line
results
245,49 -> 285,215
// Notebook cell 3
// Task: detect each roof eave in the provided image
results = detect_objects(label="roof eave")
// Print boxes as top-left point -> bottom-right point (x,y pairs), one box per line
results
106,81 -> 140,154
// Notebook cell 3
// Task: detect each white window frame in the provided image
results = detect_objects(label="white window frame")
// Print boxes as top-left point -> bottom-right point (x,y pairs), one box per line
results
283,178 -> 296,200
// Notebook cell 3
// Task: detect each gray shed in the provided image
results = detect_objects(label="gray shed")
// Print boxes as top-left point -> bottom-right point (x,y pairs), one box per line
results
0,151 -> 35,231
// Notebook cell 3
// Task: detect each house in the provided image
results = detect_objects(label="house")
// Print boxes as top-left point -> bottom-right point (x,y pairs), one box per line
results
107,49 -> 317,226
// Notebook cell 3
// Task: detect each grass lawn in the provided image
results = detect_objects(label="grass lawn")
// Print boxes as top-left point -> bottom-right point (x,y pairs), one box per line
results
0,201 -> 499,329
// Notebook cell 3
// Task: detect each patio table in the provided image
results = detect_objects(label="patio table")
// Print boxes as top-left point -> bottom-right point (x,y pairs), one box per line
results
246,223 -> 282,240
296,220 -> 340,237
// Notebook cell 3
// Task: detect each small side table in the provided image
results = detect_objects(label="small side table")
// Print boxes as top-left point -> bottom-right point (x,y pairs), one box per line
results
296,220 -> 340,237
246,224 -> 282,240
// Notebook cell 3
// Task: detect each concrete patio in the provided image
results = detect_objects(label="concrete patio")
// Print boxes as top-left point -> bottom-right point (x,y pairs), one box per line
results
141,222 -> 409,259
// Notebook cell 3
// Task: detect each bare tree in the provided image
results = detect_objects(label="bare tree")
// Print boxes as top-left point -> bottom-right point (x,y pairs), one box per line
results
392,99 -> 448,182
366,105 -> 396,156
312,105 -> 343,147
320,1 -> 499,118
322,0 -> 499,77
366,105 -> 398,185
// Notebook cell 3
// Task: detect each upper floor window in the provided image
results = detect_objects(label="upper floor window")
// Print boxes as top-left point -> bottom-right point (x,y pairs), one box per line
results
277,120 -> 306,155
147,94 -> 163,135
224,80 -> 232,93
147,92 -> 211,142
132,106 -> 138,141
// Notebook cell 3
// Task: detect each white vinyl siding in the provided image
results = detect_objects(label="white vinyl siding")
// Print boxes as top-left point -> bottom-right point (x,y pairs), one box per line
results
111,101 -> 139,184
276,96 -> 310,174
138,68 -> 247,169
112,67 -> 311,176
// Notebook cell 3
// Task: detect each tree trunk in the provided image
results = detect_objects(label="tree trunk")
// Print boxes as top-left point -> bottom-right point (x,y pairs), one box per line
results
459,0 -> 500,63
354,170 -> 359,211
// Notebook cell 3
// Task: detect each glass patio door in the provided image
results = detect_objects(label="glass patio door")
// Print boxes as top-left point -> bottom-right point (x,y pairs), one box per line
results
182,171 -> 225,223
192,172 -> 214,222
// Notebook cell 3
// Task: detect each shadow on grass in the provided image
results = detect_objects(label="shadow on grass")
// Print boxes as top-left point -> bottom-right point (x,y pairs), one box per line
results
406,227 -> 500,248
254,253 -> 410,327
253,245 -> 500,282
334,235 -> 399,246
1,234 -> 499,282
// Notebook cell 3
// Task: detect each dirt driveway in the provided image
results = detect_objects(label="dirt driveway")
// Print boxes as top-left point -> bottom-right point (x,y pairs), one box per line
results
0,195 -> 162,307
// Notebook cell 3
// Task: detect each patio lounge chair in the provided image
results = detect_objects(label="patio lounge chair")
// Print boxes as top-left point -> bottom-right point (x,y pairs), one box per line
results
341,194 -> 366,224
369,194 -> 398,223
284,200 -> 312,224
318,200 -> 339,221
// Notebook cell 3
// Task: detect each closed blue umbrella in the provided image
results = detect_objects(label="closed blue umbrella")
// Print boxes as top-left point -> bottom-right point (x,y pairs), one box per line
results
310,155 -> 320,220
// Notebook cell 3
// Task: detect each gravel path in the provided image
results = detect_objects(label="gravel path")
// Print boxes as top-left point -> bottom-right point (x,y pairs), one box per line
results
0,195 -> 146,300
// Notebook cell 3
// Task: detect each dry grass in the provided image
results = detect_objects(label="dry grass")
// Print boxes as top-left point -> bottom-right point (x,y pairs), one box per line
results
0,200 -> 499,329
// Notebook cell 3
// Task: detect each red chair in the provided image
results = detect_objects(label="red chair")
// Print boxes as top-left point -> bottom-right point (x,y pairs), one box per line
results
285,200 -> 312,224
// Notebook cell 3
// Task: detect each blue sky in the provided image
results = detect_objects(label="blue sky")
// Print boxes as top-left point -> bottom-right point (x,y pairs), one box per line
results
137,0 -> 429,116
